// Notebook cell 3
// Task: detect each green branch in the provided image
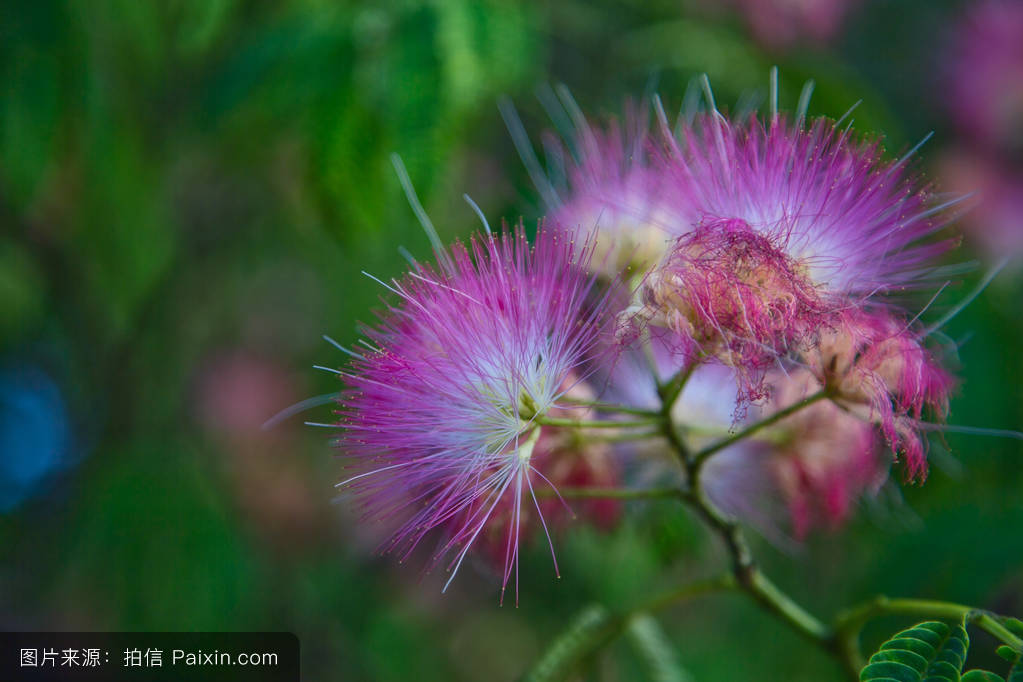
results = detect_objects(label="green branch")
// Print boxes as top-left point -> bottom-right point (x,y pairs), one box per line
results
556,398 -> 661,417
535,486 -> 683,502
521,574 -> 736,682
658,361 -> 697,414
691,389 -> 829,471
534,416 -> 663,429
660,380 -> 836,653
677,483 -> 833,646
569,429 -> 663,443
524,367 -> 1023,682
638,574 -> 737,615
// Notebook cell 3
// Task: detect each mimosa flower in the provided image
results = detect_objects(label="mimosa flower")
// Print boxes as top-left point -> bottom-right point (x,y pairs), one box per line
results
633,112 -> 956,403
336,226 -> 615,600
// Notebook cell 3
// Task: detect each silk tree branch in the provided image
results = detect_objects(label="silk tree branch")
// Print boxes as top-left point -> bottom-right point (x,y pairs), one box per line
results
536,486 -> 684,502
534,416 -> 663,429
690,389 -> 830,472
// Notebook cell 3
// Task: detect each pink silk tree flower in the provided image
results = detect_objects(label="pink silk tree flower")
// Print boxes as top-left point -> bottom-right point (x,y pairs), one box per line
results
506,100 -> 682,279
700,369 -> 887,540
473,376 -> 626,567
335,226 -> 615,600
760,370 -> 886,538
633,113 -> 956,404
546,115 -> 676,277
804,309 -> 955,479
946,0 -> 1023,152
471,429 -> 624,576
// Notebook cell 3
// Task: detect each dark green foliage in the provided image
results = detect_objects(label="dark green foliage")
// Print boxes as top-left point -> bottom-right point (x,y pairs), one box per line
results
863,620 -> 1023,682
860,621 -> 968,682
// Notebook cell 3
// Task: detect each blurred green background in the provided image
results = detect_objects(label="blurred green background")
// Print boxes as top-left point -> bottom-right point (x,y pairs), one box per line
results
2,1 -> 1021,680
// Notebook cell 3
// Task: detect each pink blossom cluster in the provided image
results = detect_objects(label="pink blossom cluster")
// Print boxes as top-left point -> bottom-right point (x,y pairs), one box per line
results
542,101 -> 957,535
328,84 -> 960,595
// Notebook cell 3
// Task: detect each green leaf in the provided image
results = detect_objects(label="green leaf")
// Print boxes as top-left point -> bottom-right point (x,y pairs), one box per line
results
961,672 -> 1005,682
522,605 -> 619,682
860,621 -> 969,682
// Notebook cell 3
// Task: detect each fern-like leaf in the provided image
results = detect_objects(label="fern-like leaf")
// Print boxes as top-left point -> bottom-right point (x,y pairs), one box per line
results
860,621 -> 969,682
522,605 -> 619,682
961,672 -> 1005,681
626,614 -> 693,682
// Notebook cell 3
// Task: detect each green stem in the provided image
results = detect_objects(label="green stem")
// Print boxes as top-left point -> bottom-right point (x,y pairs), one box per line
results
833,596 -> 1023,672
750,570 -> 833,641
660,382 -> 835,653
637,574 -> 737,615
658,362 -> 697,414
535,416 -> 662,429
973,612 -> 1023,651
557,399 -> 661,417
691,389 -> 829,471
570,429 -> 663,443
537,486 -> 683,502
677,485 -> 833,646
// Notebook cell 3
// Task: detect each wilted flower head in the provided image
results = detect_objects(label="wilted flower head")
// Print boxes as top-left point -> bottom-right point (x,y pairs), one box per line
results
805,309 -> 954,478
640,216 -> 829,403
759,370 -> 885,538
946,0 -> 1023,152
336,226 -> 614,600
695,367 -> 885,540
